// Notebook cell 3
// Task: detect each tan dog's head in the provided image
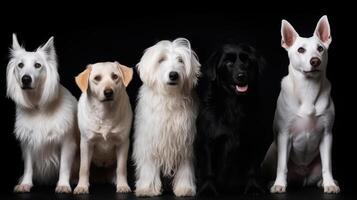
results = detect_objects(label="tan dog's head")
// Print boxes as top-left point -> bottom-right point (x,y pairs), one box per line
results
75,62 -> 133,102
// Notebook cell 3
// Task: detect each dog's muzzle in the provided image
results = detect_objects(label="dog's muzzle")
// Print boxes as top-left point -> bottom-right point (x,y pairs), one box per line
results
103,89 -> 114,101
21,75 -> 33,89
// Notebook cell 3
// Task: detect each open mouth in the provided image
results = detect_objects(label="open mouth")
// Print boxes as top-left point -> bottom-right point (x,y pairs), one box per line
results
232,84 -> 249,94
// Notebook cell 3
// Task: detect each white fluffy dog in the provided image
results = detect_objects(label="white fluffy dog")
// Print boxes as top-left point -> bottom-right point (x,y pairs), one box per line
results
133,38 -> 201,197
6,34 -> 78,193
261,16 -> 340,194
73,62 -> 133,194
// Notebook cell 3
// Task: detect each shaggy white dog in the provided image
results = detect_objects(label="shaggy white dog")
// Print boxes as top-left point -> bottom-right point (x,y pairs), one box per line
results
133,38 -> 201,197
6,34 -> 78,193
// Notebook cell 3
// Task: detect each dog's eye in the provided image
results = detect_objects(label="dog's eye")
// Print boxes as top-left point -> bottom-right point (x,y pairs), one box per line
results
94,75 -> 102,82
158,57 -> 166,63
298,47 -> 305,53
177,57 -> 184,63
112,73 -> 118,80
225,61 -> 234,67
317,45 -> 324,52
34,63 -> 41,68
18,62 -> 24,68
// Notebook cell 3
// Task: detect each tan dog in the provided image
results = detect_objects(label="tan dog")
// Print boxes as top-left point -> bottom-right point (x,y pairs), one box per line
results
73,62 -> 133,194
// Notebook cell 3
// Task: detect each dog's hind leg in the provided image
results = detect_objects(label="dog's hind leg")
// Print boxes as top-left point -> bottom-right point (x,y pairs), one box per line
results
14,147 -> 33,193
56,135 -> 76,193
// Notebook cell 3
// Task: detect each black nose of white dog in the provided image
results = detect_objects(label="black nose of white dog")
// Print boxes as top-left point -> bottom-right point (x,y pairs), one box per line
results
104,89 -> 114,99
169,71 -> 179,81
310,57 -> 321,67
21,75 -> 32,86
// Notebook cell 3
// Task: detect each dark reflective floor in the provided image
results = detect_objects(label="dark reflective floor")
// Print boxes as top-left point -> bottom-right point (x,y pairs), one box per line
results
0,185 -> 352,200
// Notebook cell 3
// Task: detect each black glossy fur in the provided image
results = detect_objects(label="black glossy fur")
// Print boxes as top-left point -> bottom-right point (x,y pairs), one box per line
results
195,44 -> 267,195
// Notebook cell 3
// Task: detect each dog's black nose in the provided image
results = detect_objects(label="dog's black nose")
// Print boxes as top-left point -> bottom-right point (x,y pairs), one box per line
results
104,89 -> 114,98
21,75 -> 32,86
310,57 -> 321,67
169,71 -> 179,81
237,73 -> 247,82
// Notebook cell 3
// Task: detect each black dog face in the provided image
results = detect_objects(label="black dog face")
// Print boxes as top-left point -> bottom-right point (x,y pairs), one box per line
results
205,44 -> 263,96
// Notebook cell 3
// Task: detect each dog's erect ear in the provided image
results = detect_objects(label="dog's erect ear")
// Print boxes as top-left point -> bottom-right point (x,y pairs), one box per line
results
75,65 -> 92,93
116,62 -> 133,87
12,33 -> 22,51
39,36 -> 56,59
314,15 -> 332,48
281,20 -> 299,49
204,51 -> 221,81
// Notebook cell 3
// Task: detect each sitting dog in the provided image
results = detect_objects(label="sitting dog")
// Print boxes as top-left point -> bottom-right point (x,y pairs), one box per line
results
73,62 -> 133,194
6,34 -> 78,193
133,38 -> 201,197
261,15 -> 340,194
195,44 -> 266,195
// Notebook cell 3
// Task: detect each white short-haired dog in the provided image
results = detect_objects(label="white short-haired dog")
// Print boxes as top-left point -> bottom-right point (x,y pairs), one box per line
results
133,38 -> 201,197
261,16 -> 340,194
73,62 -> 133,194
6,34 -> 78,193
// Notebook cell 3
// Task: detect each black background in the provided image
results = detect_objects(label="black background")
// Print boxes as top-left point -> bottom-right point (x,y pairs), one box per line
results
0,3 -> 355,200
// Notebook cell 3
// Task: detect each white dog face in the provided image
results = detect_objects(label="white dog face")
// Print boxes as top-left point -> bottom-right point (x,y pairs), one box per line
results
75,62 -> 133,102
6,34 -> 59,108
281,15 -> 331,78
137,38 -> 201,94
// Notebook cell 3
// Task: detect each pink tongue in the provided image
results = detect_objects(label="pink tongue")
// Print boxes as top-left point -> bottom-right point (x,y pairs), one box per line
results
236,85 -> 248,92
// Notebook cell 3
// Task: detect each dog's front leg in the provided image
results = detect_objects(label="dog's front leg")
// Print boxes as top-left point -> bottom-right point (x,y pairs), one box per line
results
173,157 -> 196,197
271,131 -> 290,193
56,135 -> 76,193
14,147 -> 33,193
73,138 -> 93,194
135,158 -> 161,197
115,139 -> 131,193
319,131 -> 340,193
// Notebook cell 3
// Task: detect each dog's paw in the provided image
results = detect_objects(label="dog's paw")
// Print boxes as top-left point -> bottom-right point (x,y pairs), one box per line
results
14,184 -> 32,193
55,185 -> 72,193
135,187 -> 161,197
270,184 -> 286,193
173,186 -> 196,197
73,185 -> 89,194
197,180 -> 218,196
324,184 -> 340,194
116,184 -> 131,193
244,178 -> 265,194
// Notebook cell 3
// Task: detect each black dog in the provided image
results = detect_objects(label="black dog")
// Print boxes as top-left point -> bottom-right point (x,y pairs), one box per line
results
195,44 -> 267,195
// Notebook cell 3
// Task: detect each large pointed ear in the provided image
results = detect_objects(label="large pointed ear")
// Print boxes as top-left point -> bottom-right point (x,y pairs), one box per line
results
12,33 -> 22,51
75,65 -> 92,93
39,36 -> 56,59
314,15 -> 332,48
281,20 -> 299,49
116,62 -> 133,87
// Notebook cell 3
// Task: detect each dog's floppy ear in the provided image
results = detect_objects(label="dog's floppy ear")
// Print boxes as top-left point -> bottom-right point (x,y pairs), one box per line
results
314,15 -> 332,48
281,20 -> 299,49
204,51 -> 221,81
75,65 -> 92,93
116,62 -> 133,87
12,33 -> 22,51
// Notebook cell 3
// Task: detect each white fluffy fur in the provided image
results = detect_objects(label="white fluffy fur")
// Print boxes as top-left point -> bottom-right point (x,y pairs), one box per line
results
133,38 -> 200,197
6,34 -> 78,193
